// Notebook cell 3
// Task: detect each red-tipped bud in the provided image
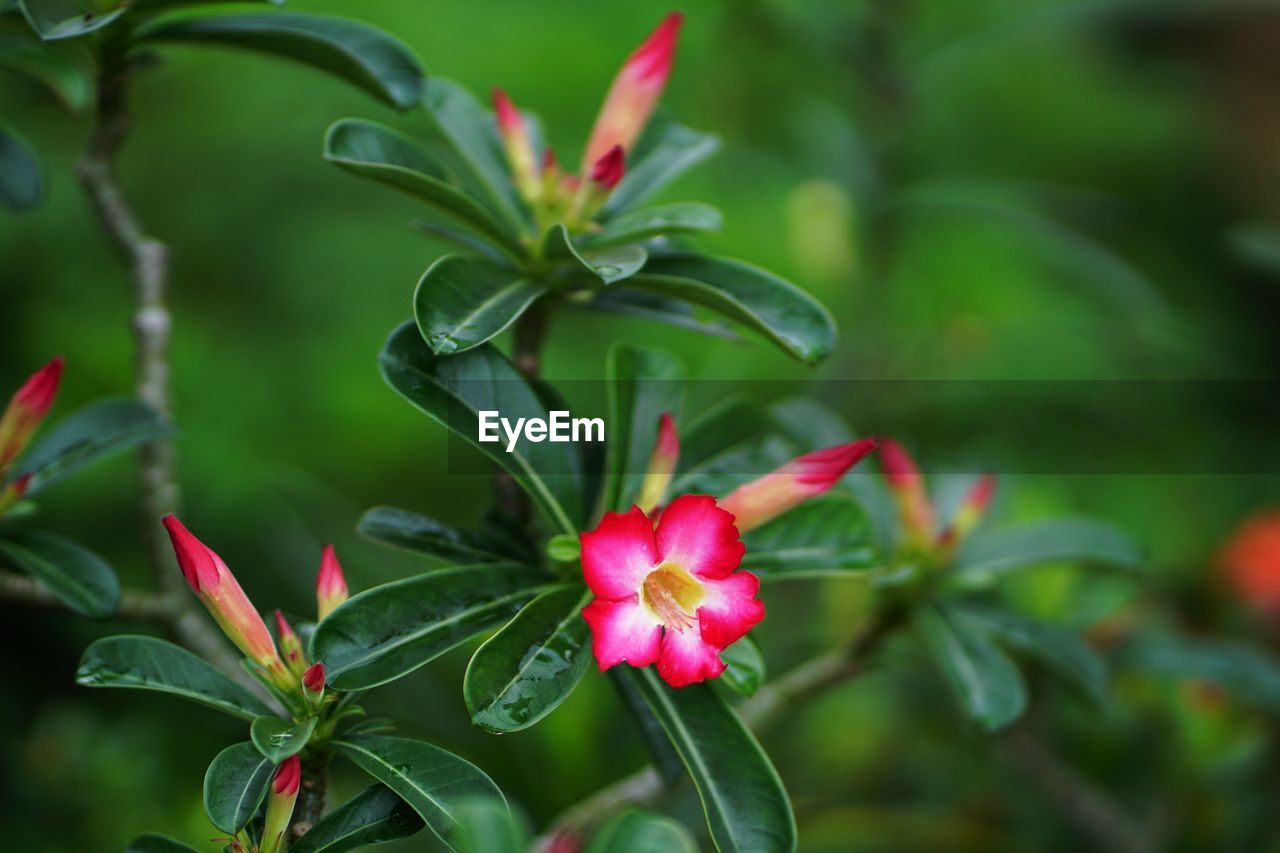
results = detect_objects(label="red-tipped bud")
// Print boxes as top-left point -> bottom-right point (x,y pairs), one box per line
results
0,357 -> 64,471
583,13 -> 683,168
493,87 -> 541,203
492,88 -> 521,135
939,474 -> 996,548
302,661 -> 325,694
720,439 -> 878,533
589,145 -> 626,190
0,473 -> 31,516
543,147 -> 559,173
260,755 -> 301,853
879,438 -> 936,546
636,412 -> 680,513
316,545 -> 348,621
1219,511 -> 1280,615
274,610 -> 308,678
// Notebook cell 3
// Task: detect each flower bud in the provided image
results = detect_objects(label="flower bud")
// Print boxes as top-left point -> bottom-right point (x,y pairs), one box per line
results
493,87 -> 541,203
0,473 -> 31,516
259,755 -> 301,853
1219,511 -> 1280,615
274,610 -> 308,679
316,544 -> 348,620
161,515 -> 295,691
879,438 -> 935,547
0,357 -> 63,471
589,144 -> 626,191
719,439 -> 878,533
302,661 -> 325,706
583,12 -> 683,169
636,413 -> 679,513
939,474 -> 995,547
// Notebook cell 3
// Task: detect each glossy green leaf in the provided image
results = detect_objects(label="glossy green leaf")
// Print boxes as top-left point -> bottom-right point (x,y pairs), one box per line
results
19,0 -> 125,40
134,11 -> 424,109
543,223 -> 648,284
125,834 -> 201,853
448,797 -> 526,853
719,636 -> 765,697
76,635 -> 275,720
619,667 -> 797,852
414,254 -> 546,355
203,742 -> 273,833
310,563 -> 559,690
289,784 -> 425,853
586,809 -> 699,853
740,496 -> 879,581
1117,634 -> 1280,712
378,322 -> 583,533
951,518 -> 1144,583
332,734 -> 506,849
575,289 -> 738,340
413,218 -> 509,261
17,398 -> 171,496
250,715 -> 317,762
609,669 -> 685,788
0,126 -> 42,213
603,342 -> 685,512
0,529 -> 118,617
602,117 -> 721,217
0,36 -> 92,110
675,396 -> 770,487
585,202 -> 723,249
357,506 -> 531,564
325,120 -> 522,257
630,254 -> 836,364
464,585 -> 592,733
915,603 -> 1027,732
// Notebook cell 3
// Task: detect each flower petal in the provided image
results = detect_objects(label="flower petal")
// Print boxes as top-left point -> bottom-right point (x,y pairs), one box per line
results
581,506 -> 659,599
697,571 -> 765,649
655,494 -> 744,580
583,595 -> 662,670
656,622 -> 726,687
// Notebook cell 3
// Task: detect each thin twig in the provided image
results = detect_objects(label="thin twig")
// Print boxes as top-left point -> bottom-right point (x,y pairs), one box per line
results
0,570 -> 172,621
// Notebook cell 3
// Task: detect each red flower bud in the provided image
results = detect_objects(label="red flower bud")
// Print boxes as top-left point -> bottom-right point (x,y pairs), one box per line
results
720,439 -> 878,533
636,412 -> 680,512
260,755 -> 301,853
302,661 -> 325,694
316,544 -> 348,620
589,144 -> 626,190
939,474 -> 996,548
273,755 -> 301,796
274,610 -> 308,678
0,357 -> 64,471
1220,511 -> 1280,615
878,438 -> 935,546
493,87 -> 541,202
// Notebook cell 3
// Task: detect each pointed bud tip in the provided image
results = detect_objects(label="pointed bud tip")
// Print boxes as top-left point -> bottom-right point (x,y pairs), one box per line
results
878,437 -> 922,486
492,87 -> 521,133
968,473 -> 997,510
302,661 -> 325,693
656,412 -> 679,455
162,514 -> 208,593
15,356 -> 64,414
794,438 -> 878,487
273,755 -> 302,796
273,609 -> 296,639
627,12 -> 684,82
590,145 -> 626,189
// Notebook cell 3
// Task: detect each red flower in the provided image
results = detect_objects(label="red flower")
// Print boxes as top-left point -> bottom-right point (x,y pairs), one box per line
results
1220,511 -> 1280,614
316,544 -> 348,620
0,357 -> 63,471
719,439 -> 878,533
580,495 -> 762,687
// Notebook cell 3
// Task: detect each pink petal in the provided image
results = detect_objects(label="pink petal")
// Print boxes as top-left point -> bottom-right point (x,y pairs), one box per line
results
657,623 -> 726,687
655,495 -> 744,580
583,596 -> 661,670
697,571 -> 765,649
581,506 -> 659,599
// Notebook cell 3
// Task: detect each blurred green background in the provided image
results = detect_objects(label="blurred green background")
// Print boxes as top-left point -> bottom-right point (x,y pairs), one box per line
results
4,0 -> 1280,849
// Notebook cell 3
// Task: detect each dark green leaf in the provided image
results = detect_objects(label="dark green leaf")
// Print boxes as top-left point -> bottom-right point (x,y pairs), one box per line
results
289,784 -> 425,853
915,603 -> 1027,731
464,585 -> 592,733
585,809 -> 698,853
414,254 -> 546,355
332,734 -> 506,849
76,635 -> 276,720
603,342 -> 684,512
608,669 -> 685,788
0,35 -> 92,110
0,529 -> 118,617
0,125 -> 42,213
543,223 -> 648,284
952,518 -> 1144,582
585,202 -> 723,249
250,715 -> 317,762
1117,634 -> 1280,712
448,798 -> 526,853
16,398 -> 171,495
574,289 -> 738,340
19,0 -> 124,40
675,395 -> 770,487
630,254 -> 836,364
602,117 -> 720,217
343,717 -> 396,737
125,834 -> 201,853
618,667 -> 797,852
358,506 -> 532,564
203,742 -> 273,833
719,636 -> 765,697
134,11 -> 424,109
413,218 -> 509,261
740,496 -> 879,581
378,323 -> 583,533
310,563 -> 560,690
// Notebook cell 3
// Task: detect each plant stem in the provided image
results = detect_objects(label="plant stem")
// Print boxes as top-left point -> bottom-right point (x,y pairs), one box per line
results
289,751 -> 331,842
0,570 -> 172,620
494,305 -> 554,525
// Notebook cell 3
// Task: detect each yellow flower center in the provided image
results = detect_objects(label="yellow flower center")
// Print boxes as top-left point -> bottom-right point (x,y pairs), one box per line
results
641,562 -> 705,632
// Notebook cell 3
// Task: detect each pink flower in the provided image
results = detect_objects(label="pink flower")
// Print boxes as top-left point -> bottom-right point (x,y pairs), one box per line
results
260,755 -> 301,853
316,544 -> 348,620
878,438 -> 935,546
492,87 -> 540,202
583,13 -> 683,169
274,610 -> 308,678
635,412 -> 679,512
719,439 -> 878,533
0,357 -> 63,471
580,494 -> 763,687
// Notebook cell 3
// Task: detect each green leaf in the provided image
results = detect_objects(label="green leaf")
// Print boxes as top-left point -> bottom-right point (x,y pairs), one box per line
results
16,398 -> 171,496
134,10 -> 424,109
250,715 -> 317,762
602,117 -> 721,217
630,254 -> 836,364
1116,634 -> 1280,712
603,342 -> 685,512
675,396 -> 770,487
0,35 -> 92,111
585,202 -> 723,249
414,254 -> 546,355
618,667 -> 797,853
289,784 -> 425,853
19,0 -> 125,40
543,223 -> 648,284
914,603 -> 1027,731
0,125 -> 43,213
325,120 -> 523,257
951,518 -> 1144,583
378,322 -> 583,533
76,635 -> 276,720
448,798 -> 526,853
719,636 -> 765,697
125,834 -> 201,853
413,218 -> 509,261
608,669 -> 685,788
0,529 -> 119,617
585,809 -> 699,853
310,563 -> 560,690
545,533 -> 580,563
575,289 -> 738,340
739,496 -> 879,581
950,603 -> 1107,705
464,585 -> 592,733
203,742 -> 273,833
332,734 -> 507,849
358,506 -> 532,564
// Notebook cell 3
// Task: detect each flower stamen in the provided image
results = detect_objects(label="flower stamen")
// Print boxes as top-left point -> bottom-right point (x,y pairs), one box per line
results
641,562 -> 704,632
